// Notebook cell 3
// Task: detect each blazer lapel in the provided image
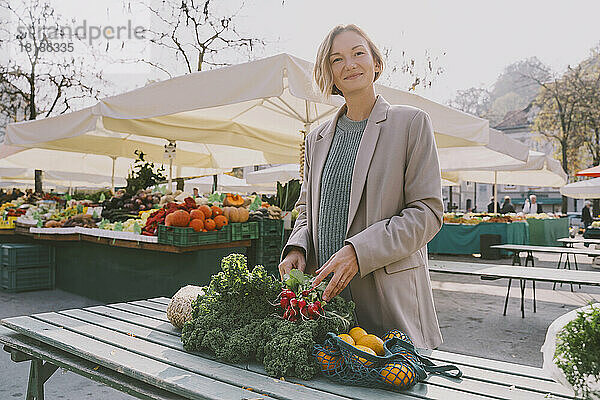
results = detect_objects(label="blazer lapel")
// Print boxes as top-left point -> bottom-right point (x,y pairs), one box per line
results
346,95 -> 390,234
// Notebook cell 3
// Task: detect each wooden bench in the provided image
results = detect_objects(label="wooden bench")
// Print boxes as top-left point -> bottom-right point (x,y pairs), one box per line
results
429,260 -> 600,318
0,297 -> 581,399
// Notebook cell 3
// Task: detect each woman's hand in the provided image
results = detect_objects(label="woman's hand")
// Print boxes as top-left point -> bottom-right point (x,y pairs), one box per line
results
278,248 -> 306,279
312,244 -> 358,301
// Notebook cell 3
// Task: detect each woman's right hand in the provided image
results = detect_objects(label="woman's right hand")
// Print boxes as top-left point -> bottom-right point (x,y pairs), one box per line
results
278,248 -> 306,279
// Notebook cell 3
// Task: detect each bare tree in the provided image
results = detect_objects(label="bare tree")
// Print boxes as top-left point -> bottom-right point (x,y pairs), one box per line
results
530,63 -> 586,213
131,0 -> 265,75
448,87 -> 491,117
379,47 -> 445,92
0,0 -> 104,124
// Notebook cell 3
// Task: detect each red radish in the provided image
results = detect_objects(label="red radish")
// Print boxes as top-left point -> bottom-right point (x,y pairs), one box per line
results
280,297 -> 289,309
289,298 -> 298,309
298,299 -> 307,309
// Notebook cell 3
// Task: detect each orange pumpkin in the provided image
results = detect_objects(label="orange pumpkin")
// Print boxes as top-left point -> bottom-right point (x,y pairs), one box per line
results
165,213 -> 174,227
211,206 -> 224,218
204,218 -> 216,231
223,193 -> 244,207
198,205 -> 212,219
189,209 -> 205,221
214,215 -> 228,230
189,218 -> 204,232
169,210 -> 190,227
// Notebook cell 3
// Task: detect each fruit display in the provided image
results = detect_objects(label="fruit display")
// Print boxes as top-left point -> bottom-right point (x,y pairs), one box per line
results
443,212 -> 556,225
101,189 -> 161,221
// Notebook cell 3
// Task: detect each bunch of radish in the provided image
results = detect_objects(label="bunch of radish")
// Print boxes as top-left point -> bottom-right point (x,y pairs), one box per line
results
279,288 -> 324,321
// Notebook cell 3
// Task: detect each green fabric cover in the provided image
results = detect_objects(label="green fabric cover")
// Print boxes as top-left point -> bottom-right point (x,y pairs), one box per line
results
427,222 -> 529,255
527,217 -> 569,246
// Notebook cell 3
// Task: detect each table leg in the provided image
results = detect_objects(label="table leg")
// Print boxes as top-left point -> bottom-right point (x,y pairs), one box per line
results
566,254 -> 574,292
573,254 -> 581,289
4,346 -> 58,400
523,251 -> 534,268
553,252 -> 564,290
27,359 -> 45,400
520,279 -> 526,318
532,280 -> 536,313
512,252 -> 521,266
503,278 -> 512,316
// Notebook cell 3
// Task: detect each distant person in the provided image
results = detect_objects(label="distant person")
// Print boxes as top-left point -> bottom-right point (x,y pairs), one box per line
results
582,200 -> 593,228
487,197 -> 500,213
523,194 -> 542,214
500,196 -> 516,214
193,188 -> 199,198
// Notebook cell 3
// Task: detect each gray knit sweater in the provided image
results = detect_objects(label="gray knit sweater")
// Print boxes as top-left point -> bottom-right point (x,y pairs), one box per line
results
317,113 -> 368,268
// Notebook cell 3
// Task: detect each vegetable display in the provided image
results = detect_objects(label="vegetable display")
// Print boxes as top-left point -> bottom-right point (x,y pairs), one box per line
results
181,253 -> 355,380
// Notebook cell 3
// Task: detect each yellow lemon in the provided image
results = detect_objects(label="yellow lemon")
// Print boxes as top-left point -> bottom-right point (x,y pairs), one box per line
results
338,334 -> 355,346
380,362 -> 415,388
316,350 -> 343,372
353,344 -> 376,367
357,334 -> 385,356
349,326 -> 368,344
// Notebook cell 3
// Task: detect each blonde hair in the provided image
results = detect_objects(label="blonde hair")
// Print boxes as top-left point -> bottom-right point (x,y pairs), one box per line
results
314,24 -> 384,97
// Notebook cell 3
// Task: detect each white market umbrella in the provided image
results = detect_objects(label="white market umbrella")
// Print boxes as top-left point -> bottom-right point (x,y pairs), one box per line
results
560,177 -> 600,199
442,151 -> 567,187
442,178 -> 458,187
439,129 -> 529,171
6,54 -> 490,172
184,174 -> 275,194
246,164 -> 301,184
443,151 -> 567,213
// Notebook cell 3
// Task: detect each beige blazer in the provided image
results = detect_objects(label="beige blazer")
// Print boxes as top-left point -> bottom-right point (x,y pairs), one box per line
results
283,95 -> 444,349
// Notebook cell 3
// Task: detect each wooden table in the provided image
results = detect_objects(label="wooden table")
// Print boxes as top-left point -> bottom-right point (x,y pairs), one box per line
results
557,237 -> 600,247
429,260 -> 600,318
0,298 -> 581,400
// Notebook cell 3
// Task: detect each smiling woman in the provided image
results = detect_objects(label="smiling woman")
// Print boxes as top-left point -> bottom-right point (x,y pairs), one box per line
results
279,24 -> 444,349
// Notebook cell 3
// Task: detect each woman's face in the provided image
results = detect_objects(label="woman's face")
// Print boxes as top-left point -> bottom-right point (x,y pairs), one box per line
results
329,30 -> 380,97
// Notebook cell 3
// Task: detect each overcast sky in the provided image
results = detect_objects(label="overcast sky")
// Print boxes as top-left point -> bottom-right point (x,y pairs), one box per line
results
39,0 -> 600,104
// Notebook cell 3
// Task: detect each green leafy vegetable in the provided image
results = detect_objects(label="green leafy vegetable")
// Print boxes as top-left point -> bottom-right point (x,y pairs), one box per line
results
554,304 -> 600,398
181,254 -> 354,380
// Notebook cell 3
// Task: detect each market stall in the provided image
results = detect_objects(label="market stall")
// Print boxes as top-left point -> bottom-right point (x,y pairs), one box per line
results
428,215 -> 529,255
527,217 -> 570,246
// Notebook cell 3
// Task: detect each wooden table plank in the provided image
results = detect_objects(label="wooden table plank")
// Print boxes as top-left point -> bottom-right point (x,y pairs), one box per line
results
131,299 -> 169,312
29,312 -> 352,400
247,363 -> 493,400
491,244 -> 600,256
147,297 -> 172,306
86,305 -> 179,336
0,326 -> 188,400
428,260 -> 600,286
106,303 -> 170,322
557,237 -> 600,245
1,316 -> 280,400
426,350 -> 554,382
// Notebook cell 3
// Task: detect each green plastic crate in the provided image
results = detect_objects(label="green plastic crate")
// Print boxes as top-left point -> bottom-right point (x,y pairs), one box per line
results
248,250 -> 281,275
250,236 -> 283,260
158,224 -> 231,247
0,264 -> 55,292
1,244 -> 54,267
257,219 -> 283,237
230,222 -> 259,241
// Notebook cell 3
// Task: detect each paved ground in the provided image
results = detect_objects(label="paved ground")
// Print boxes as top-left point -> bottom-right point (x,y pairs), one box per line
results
1,243 -> 599,399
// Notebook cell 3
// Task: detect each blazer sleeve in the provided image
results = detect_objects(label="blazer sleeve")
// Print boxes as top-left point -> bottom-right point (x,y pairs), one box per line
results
346,110 -> 444,277
281,135 -> 313,263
